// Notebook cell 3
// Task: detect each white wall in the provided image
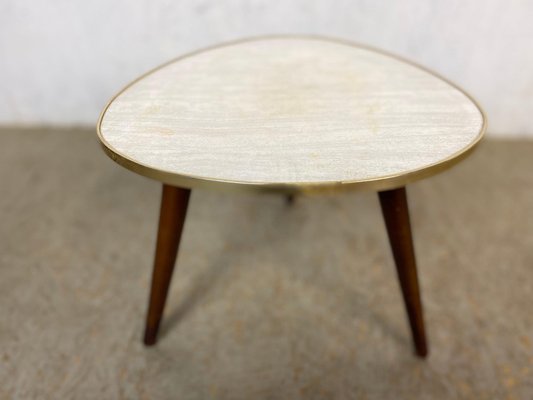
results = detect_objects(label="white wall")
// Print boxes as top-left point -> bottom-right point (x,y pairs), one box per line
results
1,0 -> 532,136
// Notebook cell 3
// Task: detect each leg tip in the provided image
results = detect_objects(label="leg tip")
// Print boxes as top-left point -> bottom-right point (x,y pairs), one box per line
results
415,343 -> 428,358
143,328 -> 158,346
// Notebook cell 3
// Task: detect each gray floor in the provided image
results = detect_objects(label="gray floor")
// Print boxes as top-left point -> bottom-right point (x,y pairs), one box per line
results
0,127 -> 532,399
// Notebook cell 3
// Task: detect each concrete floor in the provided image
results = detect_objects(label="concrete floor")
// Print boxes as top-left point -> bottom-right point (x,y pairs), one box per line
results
0,127 -> 532,399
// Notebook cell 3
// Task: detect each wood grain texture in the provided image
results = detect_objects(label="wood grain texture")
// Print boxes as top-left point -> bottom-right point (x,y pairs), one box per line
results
98,37 -> 485,192
379,187 -> 427,357
144,184 -> 191,346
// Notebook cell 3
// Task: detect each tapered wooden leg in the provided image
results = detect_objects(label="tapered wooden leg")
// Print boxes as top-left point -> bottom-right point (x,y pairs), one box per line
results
143,184 -> 191,346
378,187 -> 428,357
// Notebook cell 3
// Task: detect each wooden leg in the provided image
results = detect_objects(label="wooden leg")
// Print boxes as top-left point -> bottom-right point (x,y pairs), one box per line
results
144,184 -> 191,346
378,187 -> 428,357
286,194 -> 295,205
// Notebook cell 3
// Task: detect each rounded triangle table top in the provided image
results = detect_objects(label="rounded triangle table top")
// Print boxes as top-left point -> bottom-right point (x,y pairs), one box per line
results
97,36 -> 486,193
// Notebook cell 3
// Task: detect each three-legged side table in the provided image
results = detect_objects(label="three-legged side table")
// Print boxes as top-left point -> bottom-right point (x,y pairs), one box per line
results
97,36 -> 486,358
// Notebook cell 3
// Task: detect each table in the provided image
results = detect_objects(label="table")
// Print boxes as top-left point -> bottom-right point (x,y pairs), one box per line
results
97,36 -> 486,357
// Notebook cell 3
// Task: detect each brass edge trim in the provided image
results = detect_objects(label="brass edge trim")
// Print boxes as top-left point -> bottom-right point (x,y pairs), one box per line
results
96,35 -> 487,194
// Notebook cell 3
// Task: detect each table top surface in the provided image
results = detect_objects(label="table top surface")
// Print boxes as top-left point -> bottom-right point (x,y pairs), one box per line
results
98,36 -> 485,193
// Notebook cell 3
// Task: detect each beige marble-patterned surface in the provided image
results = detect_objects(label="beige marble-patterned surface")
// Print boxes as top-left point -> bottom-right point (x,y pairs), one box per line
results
99,37 -> 484,189
0,127 -> 532,399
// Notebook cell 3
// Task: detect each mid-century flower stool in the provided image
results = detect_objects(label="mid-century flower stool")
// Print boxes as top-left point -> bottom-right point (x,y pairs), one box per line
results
97,37 -> 485,358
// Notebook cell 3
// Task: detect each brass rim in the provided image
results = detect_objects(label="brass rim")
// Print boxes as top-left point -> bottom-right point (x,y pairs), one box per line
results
96,35 -> 487,194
